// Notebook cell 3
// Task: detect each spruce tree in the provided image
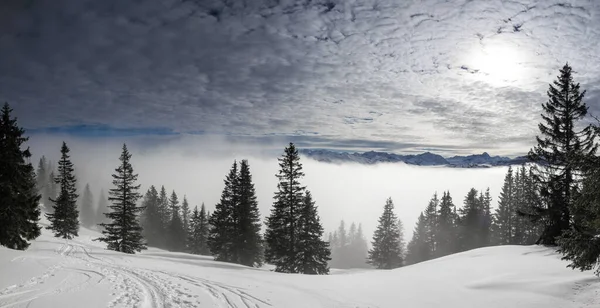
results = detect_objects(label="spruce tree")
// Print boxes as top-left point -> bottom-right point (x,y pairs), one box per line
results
406,213 -> 430,265
0,103 -> 41,250
167,191 -> 186,252
436,191 -> 457,257
557,152 -> 600,275
79,184 -> 95,228
294,191 -> 330,274
140,186 -> 162,247
46,142 -> 79,239
236,160 -> 263,267
493,167 -> 515,245
265,143 -> 306,273
458,188 -> 485,251
397,218 -> 406,265
209,161 -> 238,262
181,196 -> 191,240
368,198 -> 402,269
480,188 -> 493,246
526,64 -> 597,245
96,144 -> 146,254
188,204 -> 210,255
423,193 -> 439,256
157,185 -> 169,244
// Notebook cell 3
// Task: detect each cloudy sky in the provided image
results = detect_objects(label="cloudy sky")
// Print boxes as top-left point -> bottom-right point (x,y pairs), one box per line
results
3,0 -> 600,156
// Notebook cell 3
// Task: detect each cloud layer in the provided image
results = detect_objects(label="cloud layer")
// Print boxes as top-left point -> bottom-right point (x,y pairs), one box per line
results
2,0 -> 600,155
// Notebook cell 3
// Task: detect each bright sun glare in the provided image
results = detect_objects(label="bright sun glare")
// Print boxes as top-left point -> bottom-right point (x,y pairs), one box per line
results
466,42 -> 529,86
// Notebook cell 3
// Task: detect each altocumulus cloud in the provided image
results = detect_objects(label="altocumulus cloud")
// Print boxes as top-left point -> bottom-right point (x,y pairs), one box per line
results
2,0 -> 600,155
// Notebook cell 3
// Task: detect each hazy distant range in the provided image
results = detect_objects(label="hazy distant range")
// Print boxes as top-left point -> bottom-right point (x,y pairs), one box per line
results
300,149 -> 528,168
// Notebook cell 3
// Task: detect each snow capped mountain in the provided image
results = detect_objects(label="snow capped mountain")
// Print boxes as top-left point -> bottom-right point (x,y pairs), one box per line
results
300,149 -> 528,167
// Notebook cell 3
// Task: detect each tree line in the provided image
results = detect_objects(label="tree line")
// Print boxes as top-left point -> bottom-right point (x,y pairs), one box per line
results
2,63 -> 600,275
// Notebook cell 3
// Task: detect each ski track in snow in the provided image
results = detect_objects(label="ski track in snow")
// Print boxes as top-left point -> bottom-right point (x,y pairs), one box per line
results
0,241 -> 272,308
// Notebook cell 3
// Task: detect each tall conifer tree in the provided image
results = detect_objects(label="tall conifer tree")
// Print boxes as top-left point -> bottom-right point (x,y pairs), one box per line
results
46,142 -> 79,239
265,143 -> 306,273
294,191 -> 330,274
0,103 -> 41,250
96,144 -> 146,254
526,64 -> 597,245
368,198 -> 402,269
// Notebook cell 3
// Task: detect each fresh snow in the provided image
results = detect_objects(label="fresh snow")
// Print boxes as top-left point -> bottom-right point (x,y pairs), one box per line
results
1,220 -> 599,308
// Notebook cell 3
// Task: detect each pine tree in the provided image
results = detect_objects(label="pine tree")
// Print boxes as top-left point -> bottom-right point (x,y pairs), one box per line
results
96,144 -> 146,254
236,160 -> 263,267
95,189 -> 109,226
294,191 -> 330,274
157,186 -> 169,245
46,142 -> 79,239
368,198 -> 402,269
397,218 -> 406,265
0,103 -> 41,250
209,161 -> 238,262
167,191 -> 186,252
436,191 -> 457,257
265,143 -> 306,273
188,204 -> 210,255
480,188 -> 493,247
181,196 -> 191,241
140,186 -> 163,247
406,213 -> 430,265
79,184 -> 95,228
493,167 -> 515,245
458,188 -> 488,251
526,64 -> 597,245
423,193 -> 439,256
557,152 -> 600,275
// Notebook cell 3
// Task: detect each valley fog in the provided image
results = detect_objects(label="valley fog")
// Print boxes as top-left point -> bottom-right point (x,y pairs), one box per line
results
28,134 -> 507,240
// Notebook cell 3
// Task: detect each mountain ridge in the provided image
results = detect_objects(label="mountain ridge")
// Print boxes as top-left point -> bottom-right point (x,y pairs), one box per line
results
299,149 -> 529,168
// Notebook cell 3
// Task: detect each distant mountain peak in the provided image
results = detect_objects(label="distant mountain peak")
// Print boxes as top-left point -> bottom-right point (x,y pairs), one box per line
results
299,149 -> 527,168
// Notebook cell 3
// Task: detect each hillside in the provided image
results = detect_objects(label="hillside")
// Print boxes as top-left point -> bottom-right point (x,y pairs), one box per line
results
1,220 -> 598,308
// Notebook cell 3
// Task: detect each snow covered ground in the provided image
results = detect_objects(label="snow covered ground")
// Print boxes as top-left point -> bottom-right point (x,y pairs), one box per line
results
1,221 -> 599,308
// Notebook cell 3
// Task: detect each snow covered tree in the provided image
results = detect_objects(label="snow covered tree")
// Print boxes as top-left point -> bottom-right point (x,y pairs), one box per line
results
167,190 -> 186,252
236,159 -> 263,267
294,191 -> 330,274
265,143 -> 306,273
0,103 -> 41,250
368,198 -> 402,269
209,161 -> 239,262
188,204 -> 210,255
140,186 -> 163,247
526,64 -> 597,245
79,183 -> 95,228
46,142 -> 79,239
96,144 -> 146,254
406,212 -> 430,265
436,191 -> 457,257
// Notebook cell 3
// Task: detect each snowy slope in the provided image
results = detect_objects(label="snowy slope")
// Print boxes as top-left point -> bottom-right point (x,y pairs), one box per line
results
1,223 -> 599,308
